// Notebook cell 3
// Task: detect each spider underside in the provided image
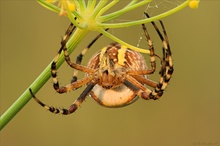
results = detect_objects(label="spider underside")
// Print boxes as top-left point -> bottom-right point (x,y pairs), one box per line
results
29,13 -> 173,115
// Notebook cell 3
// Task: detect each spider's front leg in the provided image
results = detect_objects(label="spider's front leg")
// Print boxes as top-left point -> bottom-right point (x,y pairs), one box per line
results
70,29 -> 109,83
51,23 -> 95,93
127,23 -> 156,76
144,13 -> 174,100
52,21 -> 107,93
126,13 -> 173,100
124,21 -> 158,99
51,22 -> 77,93
29,81 -> 96,115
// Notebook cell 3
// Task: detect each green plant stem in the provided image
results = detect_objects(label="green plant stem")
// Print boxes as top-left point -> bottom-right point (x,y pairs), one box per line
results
96,0 -> 119,18
99,0 -> 190,28
98,28 -> 150,54
100,0 -> 150,22
38,0 -> 60,14
0,28 -> 89,131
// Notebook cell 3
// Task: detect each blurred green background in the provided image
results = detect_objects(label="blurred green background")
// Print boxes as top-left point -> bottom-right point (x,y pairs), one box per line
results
0,1 -> 219,146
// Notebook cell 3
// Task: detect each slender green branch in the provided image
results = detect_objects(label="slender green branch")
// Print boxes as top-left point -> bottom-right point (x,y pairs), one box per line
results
78,0 -> 86,12
87,0 -> 96,12
72,0 -> 80,12
71,11 -> 82,21
96,0 -> 119,18
67,8 -> 86,29
98,28 -> 150,54
99,0 -> 190,28
92,0 -> 108,18
100,0 -> 150,22
38,0 -> 61,14
125,0 -> 140,8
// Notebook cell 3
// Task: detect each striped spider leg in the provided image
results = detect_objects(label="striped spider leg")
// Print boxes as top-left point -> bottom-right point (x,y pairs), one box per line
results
69,28 -> 109,84
125,13 -> 173,100
145,12 -> 173,99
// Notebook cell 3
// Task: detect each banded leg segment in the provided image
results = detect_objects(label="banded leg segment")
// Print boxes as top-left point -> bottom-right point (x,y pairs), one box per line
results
123,75 -> 152,99
144,13 -> 173,99
141,23 -> 156,74
71,29 -> 109,83
29,82 -> 96,115
132,75 -> 157,88
51,22 -> 97,93
128,23 -> 156,76
51,23 -> 76,93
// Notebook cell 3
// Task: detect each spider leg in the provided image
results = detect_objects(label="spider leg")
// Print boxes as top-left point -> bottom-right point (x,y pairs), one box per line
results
142,22 -> 156,73
51,23 -> 77,93
125,19 -> 159,98
53,72 -> 95,93
122,75 -> 152,99
29,81 -> 96,115
71,29 -> 109,83
51,23 -> 95,93
144,13 -> 174,99
132,75 -> 157,88
127,23 -> 156,76
61,23 -> 75,45
129,22 -> 158,77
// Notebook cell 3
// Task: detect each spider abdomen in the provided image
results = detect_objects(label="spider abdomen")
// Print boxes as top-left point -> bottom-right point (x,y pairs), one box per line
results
90,84 -> 139,107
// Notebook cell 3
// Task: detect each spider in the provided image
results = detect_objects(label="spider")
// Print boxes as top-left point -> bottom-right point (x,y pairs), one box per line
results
29,13 -> 173,115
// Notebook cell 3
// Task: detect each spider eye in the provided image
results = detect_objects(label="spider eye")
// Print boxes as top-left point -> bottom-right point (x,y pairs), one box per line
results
103,70 -> 109,75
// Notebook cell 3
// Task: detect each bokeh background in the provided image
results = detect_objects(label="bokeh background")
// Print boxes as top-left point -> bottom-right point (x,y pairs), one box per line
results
1,1 -> 219,146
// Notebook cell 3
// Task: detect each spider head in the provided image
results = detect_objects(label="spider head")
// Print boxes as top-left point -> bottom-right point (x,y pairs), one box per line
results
97,43 -> 125,89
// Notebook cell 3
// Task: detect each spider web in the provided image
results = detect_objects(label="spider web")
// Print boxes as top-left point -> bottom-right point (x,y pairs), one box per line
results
145,0 -> 185,16
103,0 -> 186,48
137,0 -> 185,47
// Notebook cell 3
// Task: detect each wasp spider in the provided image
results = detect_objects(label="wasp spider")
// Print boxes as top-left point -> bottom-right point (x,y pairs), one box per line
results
29,13 -> 173,115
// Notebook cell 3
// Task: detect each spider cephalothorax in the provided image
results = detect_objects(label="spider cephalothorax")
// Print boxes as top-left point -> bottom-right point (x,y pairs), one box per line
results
30,13 -> 173,115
